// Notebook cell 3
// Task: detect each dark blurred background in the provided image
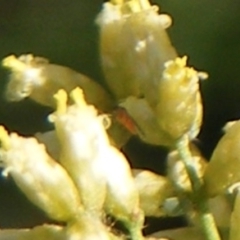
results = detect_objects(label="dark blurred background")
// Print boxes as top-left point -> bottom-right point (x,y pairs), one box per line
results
0,0 -> 240,234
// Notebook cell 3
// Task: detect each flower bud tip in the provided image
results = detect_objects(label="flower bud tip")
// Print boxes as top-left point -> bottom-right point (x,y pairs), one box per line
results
53,89 -> 68,114
70,87 -> 87,108
0,126 -> 10,150
2,55 -> 26,72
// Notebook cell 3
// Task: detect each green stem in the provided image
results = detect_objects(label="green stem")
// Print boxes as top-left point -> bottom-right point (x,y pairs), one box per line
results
176,135 -> 221,240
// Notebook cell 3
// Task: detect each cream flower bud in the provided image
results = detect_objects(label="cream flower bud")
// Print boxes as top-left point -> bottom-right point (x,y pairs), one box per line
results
156,56 -> 203,141
0,126 -> 82,222
120,96 -> 174,146
204,121 -> 240,197
102,146 -> 140,219
50,88 -> 144,240
96,132 -> 144,240
96,0 -> 177,105
132,169 -> 175,217
49,88 -> 107,214
2,54 -> 113,112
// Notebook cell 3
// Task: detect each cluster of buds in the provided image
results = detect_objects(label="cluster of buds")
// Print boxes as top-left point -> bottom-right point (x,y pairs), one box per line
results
0,87 -> 151,240
2,0 -> 205,150
0,127 -> 83,223
120,56 -> 204,147
96,0 -> 177,104
97,0 -> 204,148
2,54 -> 113,112
4,0 -> 239,239
1,54 -> 132,148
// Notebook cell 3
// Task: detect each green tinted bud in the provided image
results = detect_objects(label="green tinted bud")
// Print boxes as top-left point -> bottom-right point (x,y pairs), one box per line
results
156,57 -> 203,141
49,89 -> 107,214
0,126 -> 82,222
204,121 -> 240,197
132,169 -> 175,217
96,0 -> 177,105
2,54 -> 113,112
120,96 -> 174,146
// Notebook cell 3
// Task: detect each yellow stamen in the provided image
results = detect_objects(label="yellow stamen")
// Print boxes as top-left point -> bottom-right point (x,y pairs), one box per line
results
53,89 -> 68,114
0,126 -> 11,150
2,55 -> 26,72
125,1 -> 141,13
176,56 -> 187,68
138,0 -> 151,10
70,87 -> 87,108
164,56 -> 188,76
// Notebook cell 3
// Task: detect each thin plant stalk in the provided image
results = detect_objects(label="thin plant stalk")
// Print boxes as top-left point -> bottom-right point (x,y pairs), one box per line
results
176,135 -> 221,240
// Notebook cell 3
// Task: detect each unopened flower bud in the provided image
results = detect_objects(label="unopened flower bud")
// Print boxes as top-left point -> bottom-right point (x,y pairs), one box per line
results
132,169 -> 175,217
2,54 -> 113,112
96,0 -> 177,106
120,96 -> 174,146
49,88 -> 107,214
0,126 -> 82,222
204,120 -> 240,197
156,57 -> 203,141
50,88 -> 144,239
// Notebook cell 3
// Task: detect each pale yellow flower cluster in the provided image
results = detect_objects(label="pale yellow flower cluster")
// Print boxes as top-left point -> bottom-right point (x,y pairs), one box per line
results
0,88 -> 145,240
3,0 -> 240,240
